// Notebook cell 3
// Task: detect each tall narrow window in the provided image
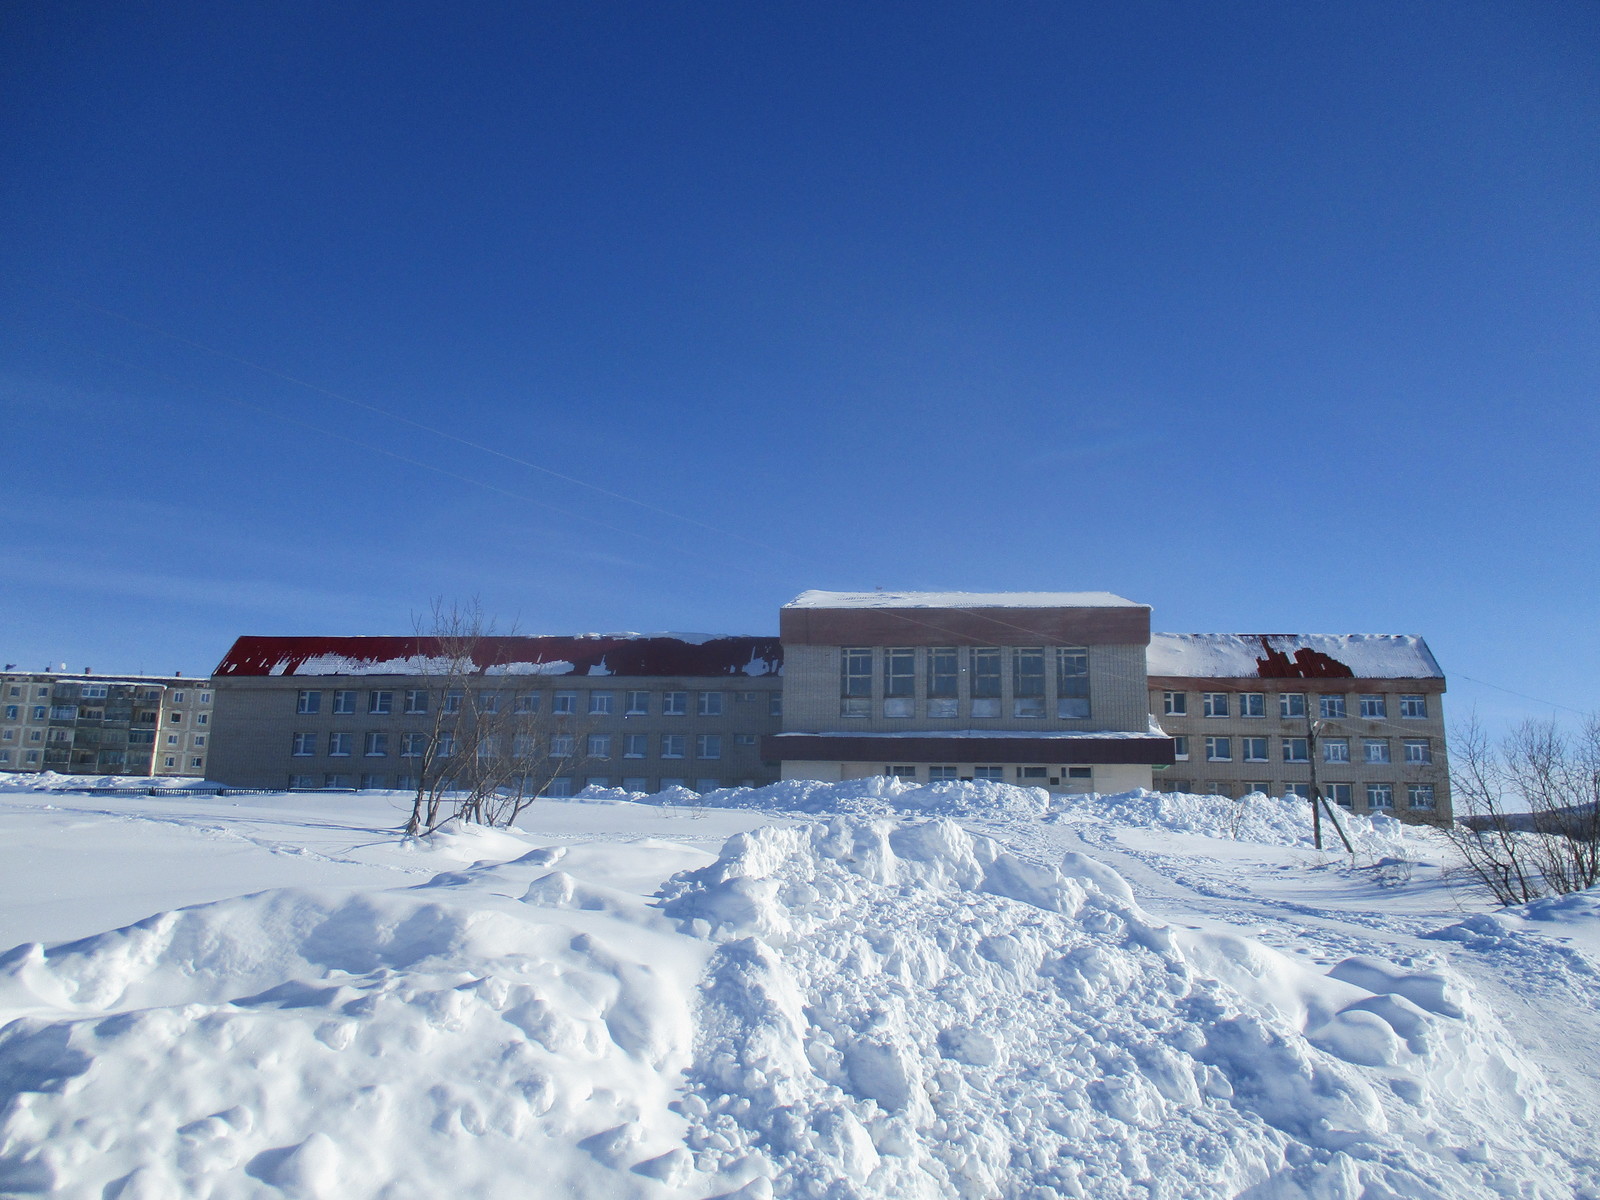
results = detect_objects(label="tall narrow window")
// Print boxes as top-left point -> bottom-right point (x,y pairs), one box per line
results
928,647 -> 958,718
1013,649 -> 1045,717
971,648 -> 1001,717
841,648 -> 872,717
1163,691 -> 1186,716
1056,646 -> 1089,718
883,648 -> 915,717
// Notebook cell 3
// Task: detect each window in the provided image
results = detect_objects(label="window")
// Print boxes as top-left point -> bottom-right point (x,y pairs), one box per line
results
199,693 -> 211,704
405,689 -> 430,714
1242,737 -> 1269,762
189,757 -> 204,770
477,736 -> 499,760
513,692 -> 538,715
625,690 -> 650,715
166,734 -> 179,745
512,733 -> 534,757
0,751 -> 9,764
884,649 -> 915,717
928,648 -> 958,699
623,734 -> 647,758
129,730 -> 154,745
1067,766 -> 1092,780
546,777 -> 574,798
369,690 -> 393,715
436,733 -> 456,758
1279,693 -> 1306,719
292,732 -> 316,756
1173,736 -> 1189,760
1407,783 -> 1437,810
196,713 -> 208,726
1240,693 -> 1266,718
971,648 -> 1001,717
1319,695 -> 1346,719
1244,782 -> 1270,796
171,691 -> 186,703
769,694 -> 782,717
590,691 -> 614,716
928,766 -> 958,782
697,691 -> 724,717
296,690 -> 321,714
1400,695 -> 1428,719
26,750 -> 40,764
81,684 -> 108,699
479,691 -> 501,715
622,777 -> 648,792
1366,782 -> 1394,809
443,690 -> 464,715
395,774 -> 418,791
588,734 -> 611,759
1019,766 -> 1048,780
162,756 -> 175,768
329,733 -> 352,757
549,733 -> 574,757
168,711 -> 183,724
1056,646 -> 1090,718
401,732 -> 427,757
1012,649 -> 1045,718
1359,695 -> 1386,719
661,734 -> 686,759
360,773 -> 385,790
662,691 -> 687,716
841,648 -> 873,717
1205,736 -> 1231,761
1364,739 -> 1391,764
50,705 -> 79,721
1163,691 -> 1187,716
886,765 -> 916,780
1326,783 -> 1353,808
696,734 -> 721,759
364,732 -> 389,757
694,779 -> 720,793
3,706 -> 14,720
289,774 -> 315,790
1283,783 -> 1310,799
1282,738 -> 1309,763
332,690 -> 357,715
1323,738 -> 1350,764
974,766 -> 1004,781
735,733 -> 757,745
1403,739 -> 1432,765
193,735 -> 206,747
1202,693 -> 1229,718
31,706 -> 45,720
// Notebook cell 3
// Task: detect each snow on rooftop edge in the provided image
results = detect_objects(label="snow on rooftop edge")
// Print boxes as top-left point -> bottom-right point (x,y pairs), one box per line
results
787,589 -> 1143,609
1147,633 -> 1442,679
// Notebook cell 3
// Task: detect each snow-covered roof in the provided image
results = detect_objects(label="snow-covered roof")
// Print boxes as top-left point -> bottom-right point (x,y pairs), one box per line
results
786,590 -> 1143,610
1147,634 -> 1442,680
213,635 -> 783,678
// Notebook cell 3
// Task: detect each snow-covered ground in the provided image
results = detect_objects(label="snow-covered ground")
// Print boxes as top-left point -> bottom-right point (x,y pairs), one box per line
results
1,774 -> 1596,1199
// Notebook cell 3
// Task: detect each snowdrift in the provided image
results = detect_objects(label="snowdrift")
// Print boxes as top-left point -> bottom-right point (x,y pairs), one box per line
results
0,793 -> 1594,1198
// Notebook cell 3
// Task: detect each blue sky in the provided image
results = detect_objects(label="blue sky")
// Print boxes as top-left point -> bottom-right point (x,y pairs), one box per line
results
2,1 -> 1595,733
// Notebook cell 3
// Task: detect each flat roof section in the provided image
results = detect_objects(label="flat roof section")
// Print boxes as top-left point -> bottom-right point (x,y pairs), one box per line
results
787,590 -> 1142,609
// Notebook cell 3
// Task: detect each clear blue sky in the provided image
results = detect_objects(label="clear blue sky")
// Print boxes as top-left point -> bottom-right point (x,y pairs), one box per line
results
2,2 -> 1595,733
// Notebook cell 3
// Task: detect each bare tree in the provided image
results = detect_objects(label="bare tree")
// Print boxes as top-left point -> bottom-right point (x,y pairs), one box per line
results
403,599 -> 593,836
1445,713 -> 1600,904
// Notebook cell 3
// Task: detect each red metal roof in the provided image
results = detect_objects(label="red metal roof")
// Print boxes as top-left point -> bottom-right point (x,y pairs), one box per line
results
212,635 -> 783,678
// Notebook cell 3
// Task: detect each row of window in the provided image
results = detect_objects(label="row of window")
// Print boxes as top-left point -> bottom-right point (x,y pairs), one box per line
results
290,730 -> 750,760
1175,736 -> 1433,764
0,748 -> 205,770
293,688 -> 777,718
841,646 -> 1092,719
2,704 -> 206,725
1164,780 -> 1438,811
3,684 -> 209,704
881,764 -> 1096,783
1162,691 -> 1429,720
289,774 -> 749,795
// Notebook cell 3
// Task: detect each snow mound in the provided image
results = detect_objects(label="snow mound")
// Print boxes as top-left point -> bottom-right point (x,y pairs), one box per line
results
657,818 -> 1582,1199
0,814 -> 1592,1199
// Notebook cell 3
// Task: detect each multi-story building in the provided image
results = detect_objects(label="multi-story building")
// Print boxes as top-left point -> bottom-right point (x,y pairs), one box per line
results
0,671 -> 212,777
765,591 -> 1175,793
1147,633 -> 1448,819
206,634 -> 782,793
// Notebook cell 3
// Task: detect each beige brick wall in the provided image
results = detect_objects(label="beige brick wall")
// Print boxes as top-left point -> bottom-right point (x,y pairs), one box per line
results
1150,682 -> 1450,822
209,674 -> 781,793
782,644 -> 1150,733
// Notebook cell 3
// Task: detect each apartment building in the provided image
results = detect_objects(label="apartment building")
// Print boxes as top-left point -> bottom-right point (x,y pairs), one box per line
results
206,634 -> 783,793
1148,633 -> 1448,820
765,591 -> 1175,793
0,671 -> 212,777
